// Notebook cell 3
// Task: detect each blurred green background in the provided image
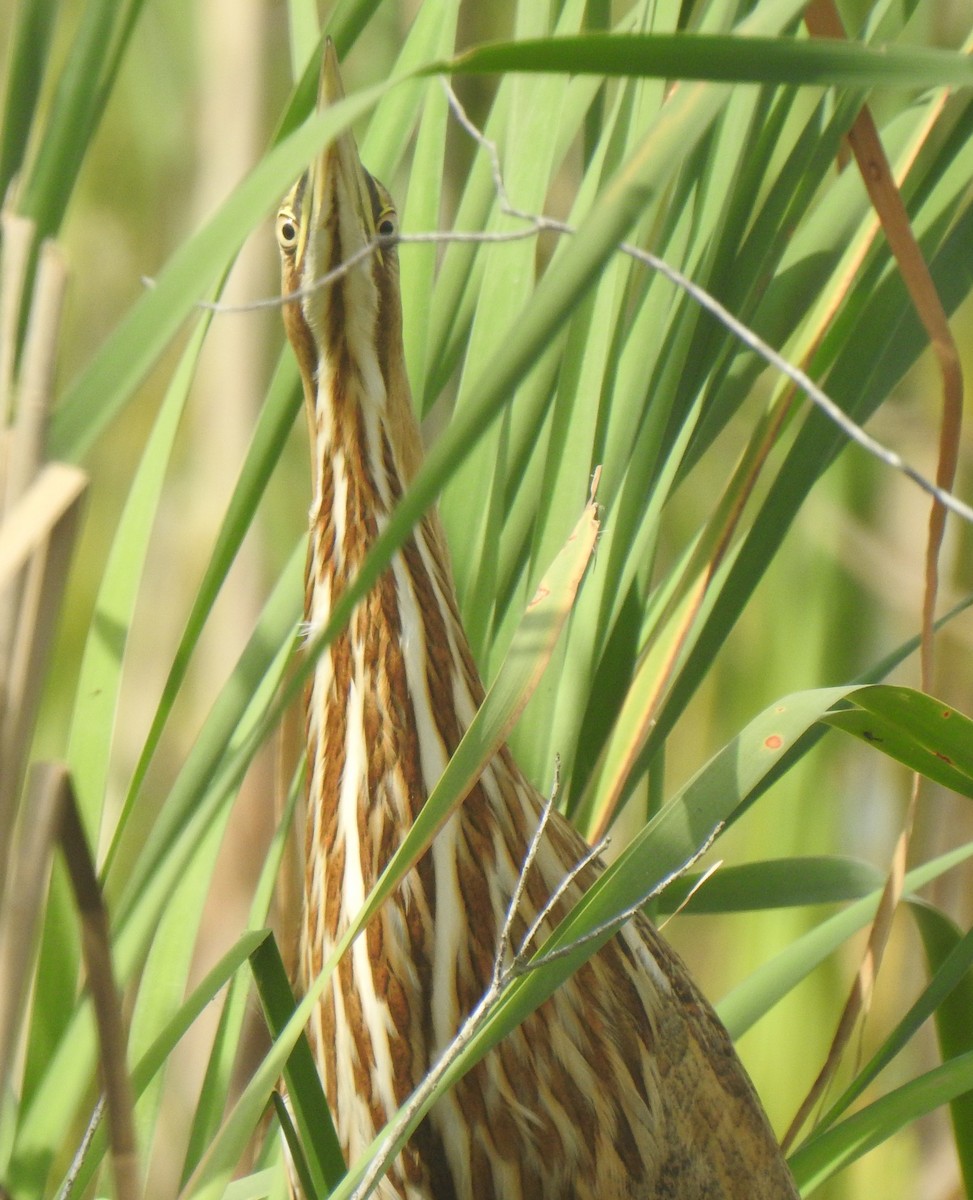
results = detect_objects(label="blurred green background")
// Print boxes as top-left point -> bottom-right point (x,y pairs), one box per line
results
5,1 -> 973,1196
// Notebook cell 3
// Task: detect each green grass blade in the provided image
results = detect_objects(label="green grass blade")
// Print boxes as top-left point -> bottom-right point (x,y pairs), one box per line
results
17,0 -> 151,240
180,759 -> 306,1181
789,1050 -> 973,1193
719,843 -> 973,1038
67,310 -> 213,841
57,931 -> 268,1198
913,906 -> 973,1195
250,938 -> 344,1193
103,349 -> 301,882
437,32 -> 973,89
801,907 -> 973,1135
0,0 -> 58,201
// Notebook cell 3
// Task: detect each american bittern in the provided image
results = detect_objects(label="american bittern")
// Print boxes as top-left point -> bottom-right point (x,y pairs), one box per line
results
278,41 -> 799,1200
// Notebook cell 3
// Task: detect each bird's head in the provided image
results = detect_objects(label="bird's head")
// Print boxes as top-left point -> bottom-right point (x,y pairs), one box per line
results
277,40 -> 416,478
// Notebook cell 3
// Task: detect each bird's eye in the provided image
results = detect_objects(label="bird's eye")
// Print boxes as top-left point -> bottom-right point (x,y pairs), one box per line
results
377,210 -> 397,238
277,211 -> 298,251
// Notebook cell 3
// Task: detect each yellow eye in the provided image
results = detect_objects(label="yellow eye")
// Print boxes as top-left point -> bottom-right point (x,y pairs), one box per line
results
277,209 -> 299,252
377,208 -> 397,238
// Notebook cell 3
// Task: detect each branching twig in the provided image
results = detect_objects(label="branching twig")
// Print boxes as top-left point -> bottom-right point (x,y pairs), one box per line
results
516,830 -> 607,965
520,821 -> 722,978
437,81 -> 973,526
152,83 -> 972,526
493,756 -> 560,984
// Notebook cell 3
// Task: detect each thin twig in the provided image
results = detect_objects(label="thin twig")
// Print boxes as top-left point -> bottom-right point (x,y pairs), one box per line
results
349,951 -> 497,1199
657,859 -> 723,932
518,822 -> 723,979
57,1098 -> 106,1200
515,832 -> 607,964
493,757 -> 560,984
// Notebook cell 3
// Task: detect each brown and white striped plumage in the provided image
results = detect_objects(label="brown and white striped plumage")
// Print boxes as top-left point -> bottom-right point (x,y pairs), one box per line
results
278,42 -> 799,1200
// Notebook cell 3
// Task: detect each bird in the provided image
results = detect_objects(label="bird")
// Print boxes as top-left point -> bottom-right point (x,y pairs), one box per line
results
276,39 -> 800,1200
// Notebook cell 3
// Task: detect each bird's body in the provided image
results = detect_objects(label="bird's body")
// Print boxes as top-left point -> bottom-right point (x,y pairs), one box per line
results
279,43 -> 798,1200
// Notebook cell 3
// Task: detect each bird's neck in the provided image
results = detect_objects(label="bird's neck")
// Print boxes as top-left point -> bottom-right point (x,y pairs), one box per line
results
300,320 -> 538,1173
303,351 -> 485,879
305,344 -> 428,577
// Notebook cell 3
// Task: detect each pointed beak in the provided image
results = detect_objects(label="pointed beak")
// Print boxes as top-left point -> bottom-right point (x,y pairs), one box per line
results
301,39 -> 377,268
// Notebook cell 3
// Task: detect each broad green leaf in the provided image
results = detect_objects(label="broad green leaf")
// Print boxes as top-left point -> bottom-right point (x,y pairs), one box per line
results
0,0 -> 58,201
658,855 -> 884,914
826,686 -> 973,799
